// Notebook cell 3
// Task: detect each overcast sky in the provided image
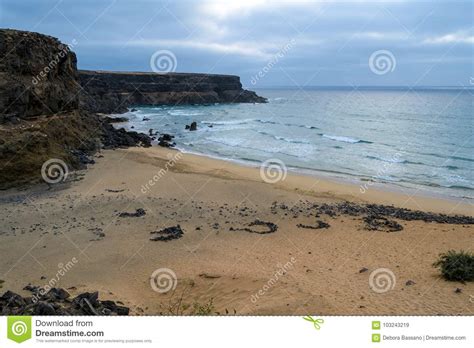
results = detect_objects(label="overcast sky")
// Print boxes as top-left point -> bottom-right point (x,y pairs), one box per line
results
1,0 -> 472,87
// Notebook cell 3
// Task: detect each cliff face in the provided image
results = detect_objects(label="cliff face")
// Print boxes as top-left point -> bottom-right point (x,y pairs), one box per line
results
0,29 -> 79,122
0,28 -> 266,187
79,70 -> 267,114
0,29 -> 150,188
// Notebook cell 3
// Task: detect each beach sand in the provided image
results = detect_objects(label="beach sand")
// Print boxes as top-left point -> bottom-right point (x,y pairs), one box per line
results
0,147 -> 472,315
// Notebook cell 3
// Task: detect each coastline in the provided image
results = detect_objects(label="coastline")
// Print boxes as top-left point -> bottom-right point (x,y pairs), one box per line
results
1,145 -> 472,315
147,146 -> 473,216
121,87 -> 474,204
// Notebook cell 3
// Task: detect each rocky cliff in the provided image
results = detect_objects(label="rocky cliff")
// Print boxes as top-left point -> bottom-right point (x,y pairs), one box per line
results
0,29 -> 80,122
79,70 -> 266,114
0,28 -> 266,121
0,29 -> 149,188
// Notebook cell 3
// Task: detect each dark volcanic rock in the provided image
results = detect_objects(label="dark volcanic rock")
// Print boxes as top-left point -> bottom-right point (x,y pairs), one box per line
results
269,200 -> 473,235
101,124 -> 152,149
46,287 -> 70,300
296,220 -> 330,229
363,215 -> 404,232
231,220 -> 278,234
78,70 -> 267,114
34,302 -> 56,315
0,291 -> 26,308
118,208 -> 146,218
159,134 -> 174,142
0,287 -> 130,315
0,29 -> 79,122
312,202 -> 474,226
157,133 -> 175,147
150,225 -> 184,241
102,115 -> 129,123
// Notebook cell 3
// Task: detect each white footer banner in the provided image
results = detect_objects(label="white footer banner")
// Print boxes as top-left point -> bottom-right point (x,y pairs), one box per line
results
1,316 -> 472,347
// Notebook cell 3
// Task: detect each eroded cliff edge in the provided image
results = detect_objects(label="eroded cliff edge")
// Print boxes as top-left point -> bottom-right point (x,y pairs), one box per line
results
0,28 -> 266,188
0,31 -> 123,186
79,70 -> 266,114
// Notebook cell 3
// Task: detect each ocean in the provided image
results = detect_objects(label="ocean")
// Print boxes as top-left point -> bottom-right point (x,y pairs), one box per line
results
120,87 -> 473,200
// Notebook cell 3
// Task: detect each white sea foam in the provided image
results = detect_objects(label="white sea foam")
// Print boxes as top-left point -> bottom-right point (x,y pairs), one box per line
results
201,119 -> 254,125
167,110 -> 204,116
366,155 -> 406,164
322,134 -> 372,144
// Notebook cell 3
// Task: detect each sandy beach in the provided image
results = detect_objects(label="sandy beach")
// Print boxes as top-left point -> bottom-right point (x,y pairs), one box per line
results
0,147 -> 472,315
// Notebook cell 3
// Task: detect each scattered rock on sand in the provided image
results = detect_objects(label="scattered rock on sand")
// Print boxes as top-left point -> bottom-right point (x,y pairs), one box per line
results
363,215 -> 403,232
0,287 -> 129,315
105,188 -> 125,193
269,200 -> 474,226
296,220 -> 330,229
118,208 -> 146,218
359,267 -> 369,273
199,273 -> 221,279
89,227 -> 105,241
231,219 -> 278,234
150,225 -> 184,241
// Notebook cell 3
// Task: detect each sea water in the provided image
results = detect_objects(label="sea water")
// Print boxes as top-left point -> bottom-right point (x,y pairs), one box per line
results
120,87 -> 473,200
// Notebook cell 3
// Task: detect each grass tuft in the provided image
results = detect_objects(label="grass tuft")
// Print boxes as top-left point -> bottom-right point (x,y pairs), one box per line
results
433,250 -> 474,282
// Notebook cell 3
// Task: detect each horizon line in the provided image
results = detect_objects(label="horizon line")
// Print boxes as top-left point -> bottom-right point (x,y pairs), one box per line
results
247,85 -> 474,89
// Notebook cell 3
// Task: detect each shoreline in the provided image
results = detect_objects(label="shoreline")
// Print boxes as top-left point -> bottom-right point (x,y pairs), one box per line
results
1,145 -> 472,216
147,146 -> 473,216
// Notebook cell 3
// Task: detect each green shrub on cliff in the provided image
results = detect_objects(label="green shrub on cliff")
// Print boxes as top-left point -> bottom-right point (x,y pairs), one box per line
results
433,250 -> 474,282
